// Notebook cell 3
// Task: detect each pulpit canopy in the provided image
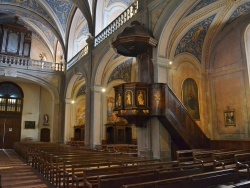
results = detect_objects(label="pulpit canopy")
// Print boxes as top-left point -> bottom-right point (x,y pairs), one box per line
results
112,21 -> 158,57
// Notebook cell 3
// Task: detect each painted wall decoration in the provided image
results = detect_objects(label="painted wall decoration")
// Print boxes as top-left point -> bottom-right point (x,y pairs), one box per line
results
182,78 -> 200,120
44,0 -> 73,33
107,96 -> 127,123
0,0 -> 51,20
75,107 -> 85,125
29,20 -> 55,49
76,84 -> 86,98
107,96 -> 120,122
175,14 -> 216,62
187,0 -> 217,16
225,2 -> 250,27
108,58 -> 132,84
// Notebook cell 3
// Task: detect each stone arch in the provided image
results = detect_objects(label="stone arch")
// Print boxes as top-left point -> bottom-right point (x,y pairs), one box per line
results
94,48 -> 117,86
245,24 -> 250,84
16,72 -> 59,102
65,68 -> 87,142
153,0 -> 194,59
67,8 -> 88,61
95,0 -> 131,36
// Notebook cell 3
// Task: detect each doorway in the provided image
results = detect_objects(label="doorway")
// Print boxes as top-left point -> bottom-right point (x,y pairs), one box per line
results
0,81 -> 24,149
0,114 -> 21,149
40,128 -> 50,142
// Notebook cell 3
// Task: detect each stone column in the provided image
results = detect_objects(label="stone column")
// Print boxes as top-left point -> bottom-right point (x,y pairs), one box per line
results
84,36 -> 94,149
151,57 -> 172,160
152,57 -> 172,84
64,98 -> 74,142
91,86 -> 105,148
52,100 -> 61,143
136,49 -> 154,158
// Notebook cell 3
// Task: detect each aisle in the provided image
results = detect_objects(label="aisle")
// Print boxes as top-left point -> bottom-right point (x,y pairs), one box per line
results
0,149 -> 54,188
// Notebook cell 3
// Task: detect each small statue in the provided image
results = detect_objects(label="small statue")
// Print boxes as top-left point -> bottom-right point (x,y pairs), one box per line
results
44,114 -> 49,125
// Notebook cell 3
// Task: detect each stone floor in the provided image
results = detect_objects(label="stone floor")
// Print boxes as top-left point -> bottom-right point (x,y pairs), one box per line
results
0,149 -> 54,188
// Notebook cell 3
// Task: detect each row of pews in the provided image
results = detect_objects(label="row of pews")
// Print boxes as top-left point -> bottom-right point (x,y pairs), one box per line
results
13,142 -> 250,188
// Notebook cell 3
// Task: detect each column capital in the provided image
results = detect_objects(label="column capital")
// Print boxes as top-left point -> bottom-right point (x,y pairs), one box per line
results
93,85 -> 106,93
65,98 -> 73,104
152,57 -> 172,68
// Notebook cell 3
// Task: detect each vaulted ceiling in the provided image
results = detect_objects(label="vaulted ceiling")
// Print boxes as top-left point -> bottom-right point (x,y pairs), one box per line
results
1,0 -> 250,65
0,0 -> 94,59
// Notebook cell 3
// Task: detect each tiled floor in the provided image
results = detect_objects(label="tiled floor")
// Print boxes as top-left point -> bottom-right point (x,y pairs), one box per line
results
0,149 -> 54,188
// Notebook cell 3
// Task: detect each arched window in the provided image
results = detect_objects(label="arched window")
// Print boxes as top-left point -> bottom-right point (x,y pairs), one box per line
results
182,78 -> 200,120
0,82 -> 24,113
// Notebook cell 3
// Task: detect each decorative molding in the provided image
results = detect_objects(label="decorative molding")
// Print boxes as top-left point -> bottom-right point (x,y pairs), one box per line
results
174,14 -> 216,62
169,0 -> 227,57
152,57 -> 171,68
108,58 -> 132,84
4,68 -> 17,77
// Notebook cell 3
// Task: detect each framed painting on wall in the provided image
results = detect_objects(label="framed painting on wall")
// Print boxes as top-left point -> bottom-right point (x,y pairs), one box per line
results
224,107 -> 235,126
25,121 -> 35,129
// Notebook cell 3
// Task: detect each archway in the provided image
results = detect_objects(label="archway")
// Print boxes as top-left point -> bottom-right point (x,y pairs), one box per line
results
0,81 -> 24,149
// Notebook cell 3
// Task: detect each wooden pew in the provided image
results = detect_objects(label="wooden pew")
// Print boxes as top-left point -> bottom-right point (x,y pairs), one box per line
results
176,149 -> 225,171
52,154 -> 146,187
79,161 -> 180,188
121,168 -> 238,188
100,144 -> 138,156
98,164 -> 203,188
213,150 -> 250,170
49,152 -> 150,187
191,168 -> 238,188
233,181 -> 250,187
98,170 -> 158,188
122,176 -> 191,188
192,150 -> 218,171
62,159 -> 159,187
14,142 -> 149,187
235,153 -> 250,180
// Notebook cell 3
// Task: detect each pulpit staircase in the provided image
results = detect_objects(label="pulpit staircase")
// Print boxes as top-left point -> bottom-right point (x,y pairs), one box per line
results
155,84 -> 211,150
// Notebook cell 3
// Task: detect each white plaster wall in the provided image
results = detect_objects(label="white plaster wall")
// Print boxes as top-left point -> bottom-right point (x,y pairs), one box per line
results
20,83 -> 40,141
30,37 -> 53,62
39,87 -> 53,139
13,82 -> 52,141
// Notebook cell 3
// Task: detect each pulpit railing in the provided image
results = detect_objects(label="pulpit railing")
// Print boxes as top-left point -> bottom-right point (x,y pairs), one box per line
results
161,84 -> 210,149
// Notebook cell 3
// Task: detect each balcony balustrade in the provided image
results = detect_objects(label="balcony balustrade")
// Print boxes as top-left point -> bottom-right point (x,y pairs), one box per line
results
0,1 -> 139,72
